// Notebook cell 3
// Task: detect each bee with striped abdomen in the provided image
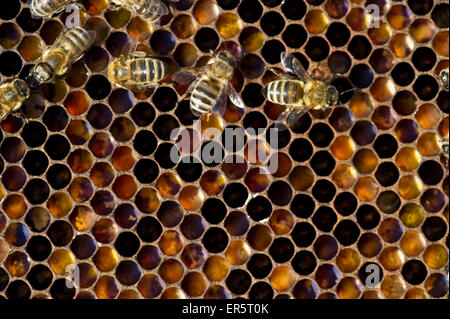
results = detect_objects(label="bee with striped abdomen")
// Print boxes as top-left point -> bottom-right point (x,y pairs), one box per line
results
438,68 -> 449,91
263,52 -> 341,128
28,0 -> 79,18
109,0 -> 177,24
173,51 -> 245,117
26,27 -> 95,88
0,79 -> 30,122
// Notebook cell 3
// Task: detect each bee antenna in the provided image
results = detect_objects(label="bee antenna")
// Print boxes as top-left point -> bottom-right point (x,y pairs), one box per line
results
339,88 -> 356,96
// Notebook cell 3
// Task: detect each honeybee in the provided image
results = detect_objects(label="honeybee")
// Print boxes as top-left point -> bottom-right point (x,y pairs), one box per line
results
28,0 -> 78,18
26,27 -> 95,88
438,68 -> 449,91
440,136 -> 449,158
0,79 -> 30,122
263,52 -> 341,128
109,0 -> 177,24
107,44 -> 169,91
173,51 -> 245,117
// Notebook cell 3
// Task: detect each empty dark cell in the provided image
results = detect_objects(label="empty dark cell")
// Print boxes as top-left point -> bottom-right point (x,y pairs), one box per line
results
242,83 -> 265,108
26,235 -> 52,261
373,134 -> 398,158
0,158 -> 3,175
243,111 -> 267,133
180,214 -> 205,240
312,179 -> 336,203
266,124 -> 291,149
24,179 -> 49,204
16,8 -> 42,32
47,220 -> 74,247
175,100 -> 198,125
312,206 -> 337,232
328,51 -> 352,75
269,238 -> 294,263
331,77 -> 354,103
133,130 -> 157,156
292,250 -> 317,275
131,102 -> 155,127
150,30 -> 176,54
268,181 -> 293,206
26,264 -> 53,291
157,201 -> 183,228
50,279 -> 76,300
45,135 -> 70,160
395,119 -> 419,143
408,0 -> 433,15
262,0 -> 283,6
291,222 -> 316,247
326,22 -> 350,47
217,0 -> 240,9
85,75 -> 111,100
173,0 -> 195,10
376,191 -> 401,214
137,217 -> 163,243
351,120 -> 377,146
87,103 -> 113,129
116,260 -> 142,286
308,122 -> 334,147
153,115 -> 179,141
334,219 -> 360,246
238,0 -> 263,22
202,227 -> 229,253
310,151 -> 336,176
21,122 -> 47,147
329,106 -> 355,132
155,143 -> 179,169
0,268 -> 8,291
348,36 -> 372,59
239,53 -> 265,79
153,87 -> 178,112
421,189 -> 446,213
200,141 -> 224,167
305,37 -> 329,61
349,64 -> 374,88
108,89 -> 134,114
356,205 -> 381,230
375,162 -> 400,187
226,269 -> 252,295
43,106 -> 69,132
249,282 -> 274,300
419,160 -> 444,185
281,0 -> 307,20
289,138 -> 313,162
261,40 -> 285,64
23,150 -> 49,176
106,32 -> 129,57
46,163 -> 72,190
6,280 -> 31,300
334,192 -> 358,216
247,196 -> 272,222
358,262 -> 383,287
0,51 -> 22,76
202,198 -> 227,224
115,232 -> 140,257
223,183 -> 248,208
177,157 -> 203,182
291,194 -> 315,218
0,0 -> 20,20
412,47 -> 436,71
431,3 -> 449,28
402,260 -> 428,285
194,28 -> 219,52
247,254 -> 273,279
413,75 -> 439,101
261,12 -> 285,36
70,235 -> 96,259
282,24 -> 307,48
224,211 -> 249,237
437,90 -> 449,114
391,62 -> 415,86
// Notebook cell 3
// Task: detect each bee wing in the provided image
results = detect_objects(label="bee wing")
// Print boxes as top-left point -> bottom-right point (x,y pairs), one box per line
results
268,67 -> 298,81
275,107 -> 308,131
310,61 -> 333,83
280,51 -> 310,81
172,67 -> 203,85
156,0 -> 169,16
212,91 -> 228,116
225,83 -> 245,109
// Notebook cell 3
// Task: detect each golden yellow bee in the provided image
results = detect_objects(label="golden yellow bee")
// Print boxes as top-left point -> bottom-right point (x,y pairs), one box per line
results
29,0 -> 78,18
173,51 -> 244,117
26,27 -> 95,88
0,79 -> 30,122
438,68 -> 449,91
110,0 -> 177,24
263,52 -> 340,127
108,48 -> 169,91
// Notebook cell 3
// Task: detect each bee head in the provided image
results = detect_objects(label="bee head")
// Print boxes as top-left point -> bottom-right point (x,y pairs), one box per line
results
213,51 -> 236,78
441,137 -> 449,157
13,79 -> 30,99
440,68 -> 449,89
26,63 -> 53,88
326,86 -> 339,106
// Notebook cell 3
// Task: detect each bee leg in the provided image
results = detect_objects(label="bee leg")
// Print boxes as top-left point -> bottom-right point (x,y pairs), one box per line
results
179,80 -> 197,101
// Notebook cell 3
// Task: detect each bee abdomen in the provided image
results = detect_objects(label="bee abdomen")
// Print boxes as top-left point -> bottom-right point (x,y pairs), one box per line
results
129,58 -> 168,84
60,28 -> 93,57
137,0 -> 164,22
190,79 -> 223,115
264,80 -> 303,105
31,0 -> 70,17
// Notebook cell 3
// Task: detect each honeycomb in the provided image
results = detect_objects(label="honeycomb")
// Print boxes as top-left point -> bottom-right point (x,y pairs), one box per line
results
0,0 -> 448,299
